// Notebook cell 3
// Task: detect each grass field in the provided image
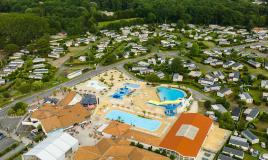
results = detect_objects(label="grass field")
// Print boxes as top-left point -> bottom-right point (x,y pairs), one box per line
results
98,18 -> 143,29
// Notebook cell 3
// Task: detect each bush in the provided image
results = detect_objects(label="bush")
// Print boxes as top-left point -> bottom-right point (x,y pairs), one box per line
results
8,102 -> 28,116
204,100 -> 212,110
4,44 -> 19,54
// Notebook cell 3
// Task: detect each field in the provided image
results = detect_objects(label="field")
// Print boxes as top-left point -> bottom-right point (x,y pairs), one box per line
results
98,18 -> 143,29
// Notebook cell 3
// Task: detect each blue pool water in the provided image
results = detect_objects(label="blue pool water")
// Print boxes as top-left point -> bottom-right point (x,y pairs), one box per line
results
123,83 -> 140,89
111,87 -> 131,99
105,110 -> 161,131
157,86 -> 186,101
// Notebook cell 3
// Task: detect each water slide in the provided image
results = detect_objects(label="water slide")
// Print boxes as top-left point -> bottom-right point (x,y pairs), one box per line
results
148,99 -> 184,106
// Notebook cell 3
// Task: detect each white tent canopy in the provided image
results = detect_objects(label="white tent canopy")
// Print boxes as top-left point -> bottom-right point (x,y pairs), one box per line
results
24,131 -> 78,160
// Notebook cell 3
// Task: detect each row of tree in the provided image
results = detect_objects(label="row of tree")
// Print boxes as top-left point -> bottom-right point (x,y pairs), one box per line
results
93,0 -> 268,27
0,13 -> 49,48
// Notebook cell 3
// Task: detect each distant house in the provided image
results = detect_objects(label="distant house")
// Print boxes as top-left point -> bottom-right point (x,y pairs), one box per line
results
223,61 -> 235,68
229,136 -> 249,151
245,107 -> 259,122
198,78 -> 214,86
211,104 -> 227,113
0,79 -> 5,85
241,129 -> 259,144
239,92 -> 253,104
213,70 -> 225,80
229,72 -> 240,82
204,84 -> 221,92
172,73 -> 183,82
222,146 -> 244,159
67,70 -> 82,79
137,61 -> 150,67
156,71 -> 165,79
217,88 -> 233,97
231,63 -> 244,70
78,56 -> 87,62
218,154 -> 235,160
33,68 -> 49,74
29,74 -> 43,80
247,60 -> 261,68
231,107 -> 241,121
263,92 -> 268,101
264,62 -> 268,70
188,71 -> 202,77
261,80 -> 268,89
33,57 -> 46,63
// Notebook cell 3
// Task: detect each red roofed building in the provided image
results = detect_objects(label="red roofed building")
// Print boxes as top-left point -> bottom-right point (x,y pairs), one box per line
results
160,113 -> 213,160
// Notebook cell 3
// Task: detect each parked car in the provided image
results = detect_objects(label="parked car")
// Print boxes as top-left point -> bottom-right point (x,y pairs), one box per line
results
0,132 -> 5,140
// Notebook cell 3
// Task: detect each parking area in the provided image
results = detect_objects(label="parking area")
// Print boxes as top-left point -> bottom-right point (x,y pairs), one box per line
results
0,117 -> 22,132
0,137 -> 16,152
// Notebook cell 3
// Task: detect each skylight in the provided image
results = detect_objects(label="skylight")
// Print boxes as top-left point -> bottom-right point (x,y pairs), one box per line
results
176,124 -> 199,140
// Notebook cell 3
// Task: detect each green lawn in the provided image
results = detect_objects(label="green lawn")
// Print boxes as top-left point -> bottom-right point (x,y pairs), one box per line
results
98,18 -> 142,29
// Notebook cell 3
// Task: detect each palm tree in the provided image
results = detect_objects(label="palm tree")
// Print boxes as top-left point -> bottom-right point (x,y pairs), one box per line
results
142,110 -> 146,117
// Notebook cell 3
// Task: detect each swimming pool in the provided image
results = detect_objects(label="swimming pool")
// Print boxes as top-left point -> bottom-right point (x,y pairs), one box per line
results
105,110 -> 161,131
111,87 -> 131,99
86,80 -> 107,91
157,86 -> 186,101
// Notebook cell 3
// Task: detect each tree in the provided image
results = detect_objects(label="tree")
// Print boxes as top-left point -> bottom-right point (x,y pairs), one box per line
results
32,81 -> 43,91
146,12 -> 156,23
8,102 -> 28,116
204,100 -> 211,110
190,42 -> 200,56
169,57 -> 184,74
177,19 -> 185,28
34,35 -> 51,54
0,13 -> 49,47
4,44 -> 19,54
216,98 -> 230,109
145,73 -> 160,82
18,82 -> 31,93
216,112 -> 235,130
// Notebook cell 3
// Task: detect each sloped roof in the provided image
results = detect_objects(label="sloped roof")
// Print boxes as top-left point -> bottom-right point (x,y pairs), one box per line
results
32,101 -> 90,133
160,113 -> 213,158
73,139 -> 169,160
103,121 -> 131,137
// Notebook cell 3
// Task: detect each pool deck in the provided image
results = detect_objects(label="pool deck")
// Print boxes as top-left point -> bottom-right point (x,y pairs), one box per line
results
75,69 -> 180,137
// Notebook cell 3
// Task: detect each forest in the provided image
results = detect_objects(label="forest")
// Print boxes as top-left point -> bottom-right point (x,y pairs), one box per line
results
0,0 -> 267,49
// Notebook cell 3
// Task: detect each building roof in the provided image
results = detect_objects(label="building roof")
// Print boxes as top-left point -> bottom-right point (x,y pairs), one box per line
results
229,136 -> 249,148
103,121 -> 131,137
81,94 -> 97,105
123,129 -> 162,147
73,139 -> 169,160
247,107 -> 259,119
31,102 -> 90,133
218,154 -> 235,160
58,91 -> 76,106
231,107 -> 241,118
102,121 -> 162,147
222,146 -> 244,158
160,113 -> 213,157
241,129 -> 259,141
211,104 -> 227,113
24,132 -> 78,160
